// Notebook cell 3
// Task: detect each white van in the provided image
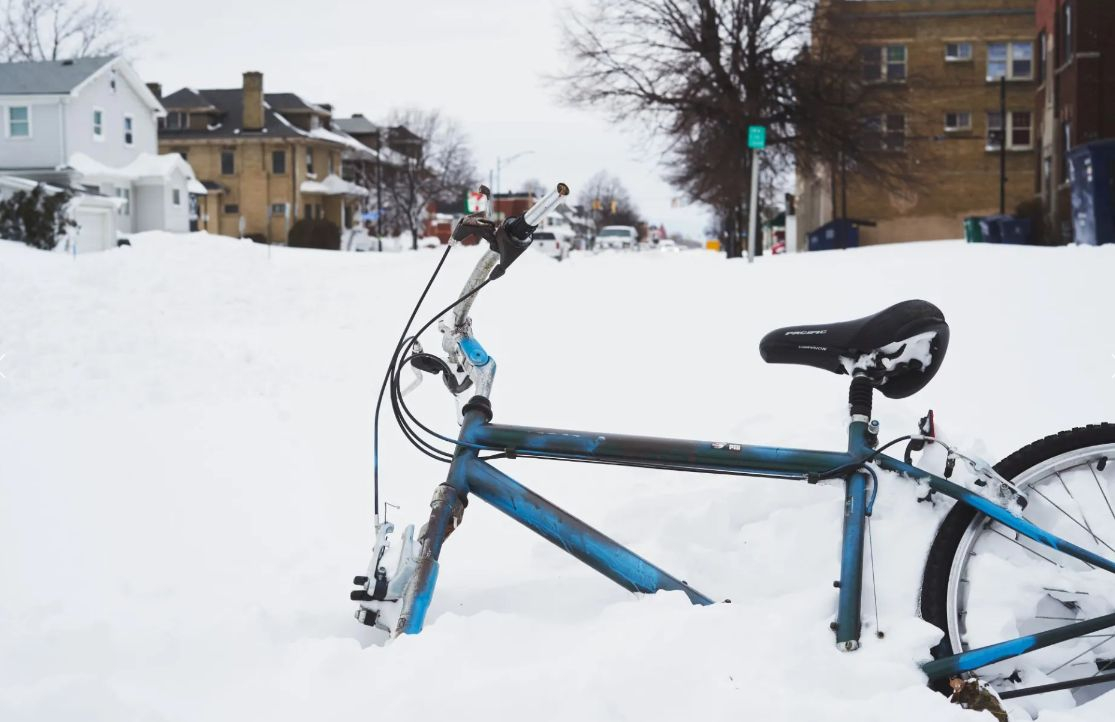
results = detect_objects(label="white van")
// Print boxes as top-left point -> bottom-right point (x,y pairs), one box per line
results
596,225 -> 638,250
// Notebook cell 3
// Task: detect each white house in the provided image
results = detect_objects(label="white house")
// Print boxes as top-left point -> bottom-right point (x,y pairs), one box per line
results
0,56 -> 202,250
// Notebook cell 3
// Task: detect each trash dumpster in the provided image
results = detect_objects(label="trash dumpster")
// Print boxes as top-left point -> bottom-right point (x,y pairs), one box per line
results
807,219 -> 860,251
1069,140 -> 1115,245
964,216 -> 985,243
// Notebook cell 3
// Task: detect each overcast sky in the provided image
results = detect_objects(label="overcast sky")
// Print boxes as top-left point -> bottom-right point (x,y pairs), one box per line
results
113,0 -> 711,237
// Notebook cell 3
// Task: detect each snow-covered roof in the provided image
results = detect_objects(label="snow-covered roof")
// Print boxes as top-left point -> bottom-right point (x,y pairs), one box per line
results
69,152 -> 201,186
308,127 -> 377,159
300,174 -> 369,197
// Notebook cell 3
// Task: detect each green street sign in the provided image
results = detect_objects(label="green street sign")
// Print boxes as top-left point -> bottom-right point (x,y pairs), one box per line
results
748,125 -> 767,150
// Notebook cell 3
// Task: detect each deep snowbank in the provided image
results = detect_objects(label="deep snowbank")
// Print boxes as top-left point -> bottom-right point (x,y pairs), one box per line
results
2,232 -> 1115,721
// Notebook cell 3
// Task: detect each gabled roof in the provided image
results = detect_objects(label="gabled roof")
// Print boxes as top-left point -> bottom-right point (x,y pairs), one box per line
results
265,93 -> 328,114
162,87 -> 216,110
0,56 -> 114,95
334,115 -> 379,135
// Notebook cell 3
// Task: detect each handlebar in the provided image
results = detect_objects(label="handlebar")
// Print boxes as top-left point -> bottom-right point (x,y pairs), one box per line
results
448,182 -> 570,330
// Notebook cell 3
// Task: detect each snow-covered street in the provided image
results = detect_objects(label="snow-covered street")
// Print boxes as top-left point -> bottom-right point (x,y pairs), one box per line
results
3,234 -> 1115,721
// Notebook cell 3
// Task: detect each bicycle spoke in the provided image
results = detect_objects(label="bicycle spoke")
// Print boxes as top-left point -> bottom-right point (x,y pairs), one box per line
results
1089,462 -> 1115,527
1056,471 -> 1102,548
988,526 -> 1063,567
1030,486 -> 1115,557
1048,634 -> 1115,675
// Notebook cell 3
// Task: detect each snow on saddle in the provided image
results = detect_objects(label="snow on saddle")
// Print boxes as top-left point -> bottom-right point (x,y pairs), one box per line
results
759,300 -> 950,399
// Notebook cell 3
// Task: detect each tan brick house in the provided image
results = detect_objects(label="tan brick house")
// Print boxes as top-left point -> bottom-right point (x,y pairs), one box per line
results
797,0 -> 1038,246
155,72 -> 372,244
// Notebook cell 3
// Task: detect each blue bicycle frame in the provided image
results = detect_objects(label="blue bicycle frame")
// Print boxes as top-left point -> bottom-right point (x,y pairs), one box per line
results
390,395 -> 1115,684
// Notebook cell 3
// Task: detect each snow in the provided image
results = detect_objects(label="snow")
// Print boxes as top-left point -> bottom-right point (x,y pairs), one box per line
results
69,151 -> 201,186
2,234 -> 1115,721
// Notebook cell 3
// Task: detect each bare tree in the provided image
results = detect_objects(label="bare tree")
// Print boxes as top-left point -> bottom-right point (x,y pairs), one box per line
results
560,0 -> 907,258
578,170 -> 643,231
519,177 -> 547,199
0,0 -> 133,61
383,109 -> 477,250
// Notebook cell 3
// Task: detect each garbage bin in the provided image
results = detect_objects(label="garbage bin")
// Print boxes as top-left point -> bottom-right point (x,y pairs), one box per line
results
964,216 -> 985,243
979,215 -> 1008,244
807,219 -> 860,251
1069,140 -> 1115,245
997,217 -> 1033,245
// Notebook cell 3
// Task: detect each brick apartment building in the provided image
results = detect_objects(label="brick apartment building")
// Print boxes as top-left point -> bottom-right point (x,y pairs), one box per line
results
1035,0 -> 1115,243
797,0 -> 1038,246
154,72 -> 373,243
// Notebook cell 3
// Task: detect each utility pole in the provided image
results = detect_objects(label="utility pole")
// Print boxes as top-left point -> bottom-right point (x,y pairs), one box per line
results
1000,76 -> 1007,215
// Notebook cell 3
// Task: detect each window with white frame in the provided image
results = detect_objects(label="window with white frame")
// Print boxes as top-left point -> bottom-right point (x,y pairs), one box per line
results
172,189 -> 181,206
861,45 -> 907,82
987,111 -> 1033,150
864,113 -> 906,151
93,109 -> 104,140
115,188 -> 130,215
987,42 -> 1033,81
945,112 -> 972,132
945,42 -> 973,62
270,203 -> 287,215
7,105 -> 30,137
123,115 -> 134,145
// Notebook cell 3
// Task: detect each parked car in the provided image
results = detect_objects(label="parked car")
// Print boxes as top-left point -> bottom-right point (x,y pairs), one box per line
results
596,225 -> 638,250
532,231 -> 571,261
657,239 -> 681,252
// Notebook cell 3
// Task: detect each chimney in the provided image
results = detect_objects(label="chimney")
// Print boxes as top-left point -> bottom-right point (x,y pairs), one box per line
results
146,82 -> 162,99
242,71 -> 264,131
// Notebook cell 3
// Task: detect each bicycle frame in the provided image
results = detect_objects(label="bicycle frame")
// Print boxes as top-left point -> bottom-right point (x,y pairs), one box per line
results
391,399 -> 1115,684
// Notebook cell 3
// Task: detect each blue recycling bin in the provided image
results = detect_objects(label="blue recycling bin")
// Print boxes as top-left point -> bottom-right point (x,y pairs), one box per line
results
979,215 -> 1010,243
1069,140 -> 1115,245
807,219 -> 860,251
998,217 -> 1033,244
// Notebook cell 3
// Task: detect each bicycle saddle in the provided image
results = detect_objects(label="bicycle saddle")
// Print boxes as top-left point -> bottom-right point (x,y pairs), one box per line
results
759,300 -> 949,399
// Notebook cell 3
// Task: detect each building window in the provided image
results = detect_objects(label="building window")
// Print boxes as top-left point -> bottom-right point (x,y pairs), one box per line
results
172,189 -> 181,206
861,45 -> 907,82
306,148 -> 315,175
987,111 -> 1033,150
945,42 -> 972,62
316,204 -> 324,219
945,112 -> 972,132
223,204 -> 240,215
123,115 -> 134,145
115,188 -> 130,215
164,111 -> 188,130
270,203 -> 287,215
864,113 -> 906,151
987,42 -> 1033,81
328,154 -> 335,175
221,149 -> 235,175
304,203 -> 312,219
1010,112 -> 1032,148
272,150 -> 286,174
7,105 -> 30,137
93,109 -> 104,140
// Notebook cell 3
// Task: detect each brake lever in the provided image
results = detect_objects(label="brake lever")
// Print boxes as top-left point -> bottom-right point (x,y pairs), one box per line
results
407,353 -> 473,395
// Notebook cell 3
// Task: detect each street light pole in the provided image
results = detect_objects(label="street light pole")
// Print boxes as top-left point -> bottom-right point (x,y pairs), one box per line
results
491,150 -> 534,220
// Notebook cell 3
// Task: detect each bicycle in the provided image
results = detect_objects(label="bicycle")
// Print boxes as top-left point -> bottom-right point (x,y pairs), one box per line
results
352,183 -> 1115,714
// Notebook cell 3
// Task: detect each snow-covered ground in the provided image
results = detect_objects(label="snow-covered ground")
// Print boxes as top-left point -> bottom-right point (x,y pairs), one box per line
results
2,232 -> 1115,721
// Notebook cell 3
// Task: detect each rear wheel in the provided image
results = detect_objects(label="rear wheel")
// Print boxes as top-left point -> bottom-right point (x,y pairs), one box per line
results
922,424 -> 1115,715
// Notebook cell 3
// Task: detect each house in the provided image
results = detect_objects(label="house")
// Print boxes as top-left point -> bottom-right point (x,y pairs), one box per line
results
0,56 -> 200,249
156,73 -> 373,244
334,114 -> 424,236
1034,0 -> 1115,243
797,0 -> 1038,246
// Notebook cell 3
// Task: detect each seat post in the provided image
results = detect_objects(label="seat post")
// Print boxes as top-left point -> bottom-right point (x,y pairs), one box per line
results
848,374 -> 874,424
